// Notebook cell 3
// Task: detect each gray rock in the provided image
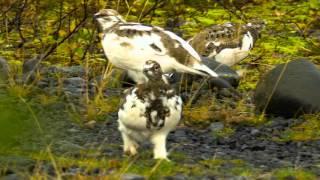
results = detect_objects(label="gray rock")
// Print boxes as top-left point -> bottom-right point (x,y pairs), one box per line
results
254,59 -> 320,117
97,69 -> 131,88
59,66 -> 86,77
63,87 -> 85,94
68,128 -> 80,133
168,57 -> 240,88
250,128 -> 260,135
38,164 -> 56,176
209,122 -> 224,132
61,77 -> 87,97
22,54 -> 44,82
228,176 -> 248,180
1,174 -> 21,180
37,80 -> 49,88
55,140 -> 84,152
201,57 -> 240,88
162,174 -> 188,180
23,55 -> 43,74
200,175 -> 217,180
63,77 -> 86,87
309,29 -> 320,41
88,168 -> 101,175
171,129 -> 188,141
0,56 -> 10,80
121,173 -> 145,180
65,166 -> 84,174
40,65 -> 85,77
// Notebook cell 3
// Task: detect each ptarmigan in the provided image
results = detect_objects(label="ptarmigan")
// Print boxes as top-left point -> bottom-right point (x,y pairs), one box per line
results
94,9 -> 232,88
189,21 -> 265,66
118,60 -> 182,160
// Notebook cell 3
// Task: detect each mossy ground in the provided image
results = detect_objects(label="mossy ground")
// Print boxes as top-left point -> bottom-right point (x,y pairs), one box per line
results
0,88 -> 319,179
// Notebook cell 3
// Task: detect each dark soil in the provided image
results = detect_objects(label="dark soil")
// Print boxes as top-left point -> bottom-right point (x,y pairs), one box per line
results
170,118 -> 320,174
1,97 -> 319,179
0,64 -> 319,178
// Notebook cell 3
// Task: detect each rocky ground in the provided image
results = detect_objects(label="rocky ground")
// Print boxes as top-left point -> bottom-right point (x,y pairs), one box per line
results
0,97 -> 319,179
0,64 -> 319,179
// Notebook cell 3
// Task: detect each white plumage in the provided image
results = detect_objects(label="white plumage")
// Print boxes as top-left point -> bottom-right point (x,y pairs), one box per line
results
118,60 -> 182,159
94,9 -> 222,84
189,21 -> 265,66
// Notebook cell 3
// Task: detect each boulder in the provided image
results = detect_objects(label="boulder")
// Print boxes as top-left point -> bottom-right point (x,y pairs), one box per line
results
254,59 -> 320,118
167,57 -> 240,88
41,65 -> 86,77
0,56 -> 10,80
201,57 -> 241,87
22,54 -> 44,82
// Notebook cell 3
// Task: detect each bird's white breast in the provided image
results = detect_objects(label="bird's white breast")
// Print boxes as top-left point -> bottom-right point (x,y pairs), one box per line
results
118,88 -> 182,141
214,47 -> 249,66
241,31 -> 254,51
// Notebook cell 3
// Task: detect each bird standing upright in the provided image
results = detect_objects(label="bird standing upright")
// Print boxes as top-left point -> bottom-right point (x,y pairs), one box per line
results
118,60 -> 182,160
94,9 -> 232,88
189,21 -> 265,66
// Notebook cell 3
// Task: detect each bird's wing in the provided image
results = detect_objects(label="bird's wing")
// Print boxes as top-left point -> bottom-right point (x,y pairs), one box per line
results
189,23 -> 243,58
112,23 -> 203,64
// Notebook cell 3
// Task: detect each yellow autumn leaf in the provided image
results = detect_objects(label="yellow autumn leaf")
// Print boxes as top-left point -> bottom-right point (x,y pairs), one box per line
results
70,20 -> 76,31
59,30 -> 67,37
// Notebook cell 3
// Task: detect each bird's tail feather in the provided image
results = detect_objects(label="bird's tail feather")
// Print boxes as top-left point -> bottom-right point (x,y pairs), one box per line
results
174,62 -> 209,77
191,62 -> 219,77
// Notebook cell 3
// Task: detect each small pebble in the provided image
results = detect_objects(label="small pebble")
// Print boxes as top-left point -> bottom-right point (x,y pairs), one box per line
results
121,173 -> 145,180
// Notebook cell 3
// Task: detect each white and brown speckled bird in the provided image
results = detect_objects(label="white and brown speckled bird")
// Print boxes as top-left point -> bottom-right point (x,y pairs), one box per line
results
94,9 -> 232,88
118,60 -> 182,160
189,21 -> 265,66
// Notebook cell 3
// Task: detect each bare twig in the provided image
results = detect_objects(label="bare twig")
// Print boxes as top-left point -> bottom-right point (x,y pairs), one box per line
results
43,17 -> 88,60
140,0 -> 167,21
52,0 -> 64,40
217,1 -> 247,22
16,0 -> 28,47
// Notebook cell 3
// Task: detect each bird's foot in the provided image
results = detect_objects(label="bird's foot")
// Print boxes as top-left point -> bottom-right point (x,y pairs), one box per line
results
154,156 -> 170,162
123,145 -> 138,156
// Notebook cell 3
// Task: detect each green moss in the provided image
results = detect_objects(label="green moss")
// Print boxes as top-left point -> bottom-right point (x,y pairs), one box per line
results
110,154 -> 202,179
279,114 -> 320,142
273,168 -> 317,180
212,126 -> 235,138
201,158 -> 260,178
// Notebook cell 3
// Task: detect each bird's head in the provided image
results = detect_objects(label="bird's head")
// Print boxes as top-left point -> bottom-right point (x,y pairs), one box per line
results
94,9 -> 125,31
245,19 -> 266,32
143,60 -> 163,81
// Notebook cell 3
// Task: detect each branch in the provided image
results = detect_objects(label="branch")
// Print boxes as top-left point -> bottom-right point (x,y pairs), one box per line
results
140,0 -> 167,21
42,17 -> 88,60
15,0 -> 28,47
217,1 -> 247,22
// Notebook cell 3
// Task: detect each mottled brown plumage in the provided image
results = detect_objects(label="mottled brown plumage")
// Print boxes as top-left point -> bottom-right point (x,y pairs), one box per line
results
117,60 -> 182,159
189,21 -> 265,66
